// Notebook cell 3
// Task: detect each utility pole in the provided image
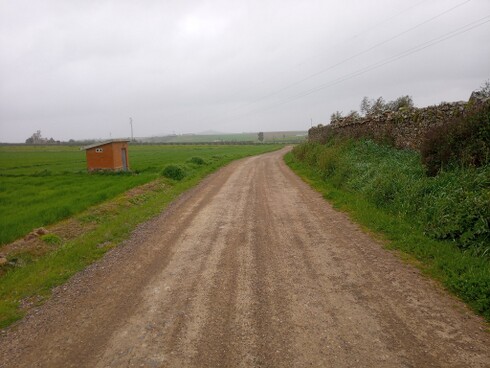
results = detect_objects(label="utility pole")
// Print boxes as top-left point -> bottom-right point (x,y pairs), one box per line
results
129,117 -> 134,142
310,118 -> 313,128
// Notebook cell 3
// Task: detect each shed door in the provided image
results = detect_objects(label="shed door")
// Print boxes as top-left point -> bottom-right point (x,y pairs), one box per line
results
121,148 -> 128,171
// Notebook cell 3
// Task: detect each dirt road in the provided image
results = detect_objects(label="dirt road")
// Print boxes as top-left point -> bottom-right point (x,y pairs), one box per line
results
1,147 -> 489,367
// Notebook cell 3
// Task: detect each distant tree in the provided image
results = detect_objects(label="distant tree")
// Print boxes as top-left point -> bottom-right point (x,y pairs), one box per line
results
386,95 -> 414,111
330,111 -> 343,122
371,97 -> 386,115
25,130 -> 44,144
32,130 -> 42,143
361,96 -> 386,116
346,110 -> 360,119
479,79 -> 490,97
360,96 -> 412,116
258,132 -> 264,142
360,97 -> 371,116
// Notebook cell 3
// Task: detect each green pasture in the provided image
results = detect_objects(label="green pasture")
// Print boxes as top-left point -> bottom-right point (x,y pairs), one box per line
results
0,144 -> 280,245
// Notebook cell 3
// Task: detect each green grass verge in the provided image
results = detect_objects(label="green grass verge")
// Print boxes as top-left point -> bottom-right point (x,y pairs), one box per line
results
285,144 -> 490,321
0,145 -> 281,328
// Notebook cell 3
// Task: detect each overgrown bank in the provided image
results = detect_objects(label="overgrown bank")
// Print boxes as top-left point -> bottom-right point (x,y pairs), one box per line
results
285,140 -> 490,320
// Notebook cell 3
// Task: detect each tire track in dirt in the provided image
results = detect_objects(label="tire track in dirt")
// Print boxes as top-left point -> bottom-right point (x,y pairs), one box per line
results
0,147 -> 489,368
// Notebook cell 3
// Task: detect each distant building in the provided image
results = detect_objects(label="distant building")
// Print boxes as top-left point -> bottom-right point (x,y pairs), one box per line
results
82,139 -> 130,171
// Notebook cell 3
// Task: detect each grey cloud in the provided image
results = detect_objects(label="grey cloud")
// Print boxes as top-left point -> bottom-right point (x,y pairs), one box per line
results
1,0 -> 489,142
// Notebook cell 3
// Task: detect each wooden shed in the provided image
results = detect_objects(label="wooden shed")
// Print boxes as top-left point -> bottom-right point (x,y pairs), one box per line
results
82,139 -> 130,172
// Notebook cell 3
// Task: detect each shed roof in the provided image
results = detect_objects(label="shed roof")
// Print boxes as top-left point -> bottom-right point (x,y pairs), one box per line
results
82,139 -> 130,150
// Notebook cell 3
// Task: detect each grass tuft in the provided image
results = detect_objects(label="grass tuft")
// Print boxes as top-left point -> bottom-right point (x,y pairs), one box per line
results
40,234 -> 62,245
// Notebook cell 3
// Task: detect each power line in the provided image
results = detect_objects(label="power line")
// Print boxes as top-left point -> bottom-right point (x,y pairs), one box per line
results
219,15 -> 490,122
159,0 -> 430,126
225,0 -> 428,102
345,0 -> 428,42
279,16 -> 490,107
229,0 -> 472,114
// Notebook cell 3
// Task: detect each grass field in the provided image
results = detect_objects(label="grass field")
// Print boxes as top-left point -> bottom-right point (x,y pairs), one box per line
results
0,144 -> 281,245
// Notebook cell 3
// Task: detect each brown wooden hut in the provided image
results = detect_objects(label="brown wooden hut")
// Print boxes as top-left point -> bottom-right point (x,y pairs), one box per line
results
82,139 -> 130,172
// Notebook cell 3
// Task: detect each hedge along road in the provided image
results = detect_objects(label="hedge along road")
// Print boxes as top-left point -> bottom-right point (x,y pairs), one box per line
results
0,147 -> 489,368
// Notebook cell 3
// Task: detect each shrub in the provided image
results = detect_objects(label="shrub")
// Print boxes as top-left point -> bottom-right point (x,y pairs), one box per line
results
423,168 -> 490,254
317,148 -> 339,178
188,156 -> 205,165
421,103 -> 490,176
315,140 -> 353,188
365,174 -> 403,208
161,165 -> 186,181
292,142 -> 322,164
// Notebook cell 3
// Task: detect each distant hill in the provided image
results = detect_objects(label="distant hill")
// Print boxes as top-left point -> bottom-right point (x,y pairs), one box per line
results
197,130 -> 228,135
140,131 -> 307,144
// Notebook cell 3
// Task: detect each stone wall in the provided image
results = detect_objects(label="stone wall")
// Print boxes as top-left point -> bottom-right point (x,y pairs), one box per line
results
308,93 -> 489,150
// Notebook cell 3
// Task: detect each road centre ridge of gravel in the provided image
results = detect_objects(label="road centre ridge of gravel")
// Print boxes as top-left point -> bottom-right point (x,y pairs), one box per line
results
0,147 -> 489,367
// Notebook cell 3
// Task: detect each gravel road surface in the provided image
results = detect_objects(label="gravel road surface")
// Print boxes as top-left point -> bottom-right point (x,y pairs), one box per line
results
1,147 -> 489,367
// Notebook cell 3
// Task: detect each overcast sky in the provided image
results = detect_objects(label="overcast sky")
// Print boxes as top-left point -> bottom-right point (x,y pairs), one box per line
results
1,0 -> 489,142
